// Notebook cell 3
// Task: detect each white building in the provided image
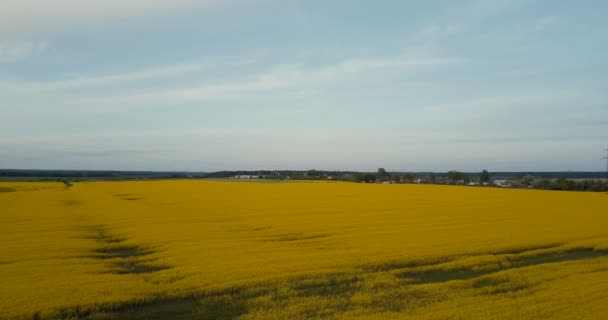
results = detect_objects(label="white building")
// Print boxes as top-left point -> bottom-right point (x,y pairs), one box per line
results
234,175 -> 258,179
494,179 -> 509,187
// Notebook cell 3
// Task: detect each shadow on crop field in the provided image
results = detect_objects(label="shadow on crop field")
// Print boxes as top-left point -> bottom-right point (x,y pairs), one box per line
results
73,224 -> 170,275
39,242 -> 608,320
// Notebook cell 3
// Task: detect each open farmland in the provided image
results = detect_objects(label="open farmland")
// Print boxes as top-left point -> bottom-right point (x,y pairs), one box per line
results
1,180 -> 608,319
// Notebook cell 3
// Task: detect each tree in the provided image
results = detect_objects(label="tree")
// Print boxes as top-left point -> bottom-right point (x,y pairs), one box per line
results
520,175 -> 535,186
447,170 -> 465,184
305,170 -> 319,178
377,168 -> 390,181
355,173 -> 377,183
555,177 -> 569,190
536,179 -> 552,189
480,170 -> 490,184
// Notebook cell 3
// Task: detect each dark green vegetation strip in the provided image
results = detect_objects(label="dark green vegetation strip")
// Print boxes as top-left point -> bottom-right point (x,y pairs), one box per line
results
74,224 -> 171,275
260,232 -> 332,242
34,242 -> 608,320
396,247 -> 608,284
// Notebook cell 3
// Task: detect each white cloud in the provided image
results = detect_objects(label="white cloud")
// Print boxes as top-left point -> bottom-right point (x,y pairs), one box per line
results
0,40 -> 46,63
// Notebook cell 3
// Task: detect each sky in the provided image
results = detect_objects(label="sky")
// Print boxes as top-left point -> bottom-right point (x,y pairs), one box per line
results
1,0 -> 607,172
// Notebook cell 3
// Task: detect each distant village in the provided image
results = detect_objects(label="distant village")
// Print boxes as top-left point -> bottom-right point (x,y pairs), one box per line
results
227,169 -> 608,192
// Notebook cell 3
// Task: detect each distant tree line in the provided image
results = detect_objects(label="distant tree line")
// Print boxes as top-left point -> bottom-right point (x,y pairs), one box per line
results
0,169 -> 207,180
1,169 -> 606,192
348,169 -> 608,192
523,177 -> 608,192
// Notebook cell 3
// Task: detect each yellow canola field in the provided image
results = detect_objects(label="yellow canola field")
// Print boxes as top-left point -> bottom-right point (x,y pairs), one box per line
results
1,180 -> 608,319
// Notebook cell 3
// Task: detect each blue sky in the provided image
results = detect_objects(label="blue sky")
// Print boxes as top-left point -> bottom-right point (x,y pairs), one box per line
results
1,0 -> 606,171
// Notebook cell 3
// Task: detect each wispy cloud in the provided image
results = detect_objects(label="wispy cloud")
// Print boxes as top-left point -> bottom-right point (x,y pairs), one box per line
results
62,149 -> 159,158
0,40 -> 46,63
532,16 -> 560,30
466,0 -> 523,21
1,126 -> 604,171
427,93 -> 571,112
415,23 -> 465,40
0,53 -> 462,120
0,0 -> 238,34
1,61 -> 208,94
85,55 -> 461,106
